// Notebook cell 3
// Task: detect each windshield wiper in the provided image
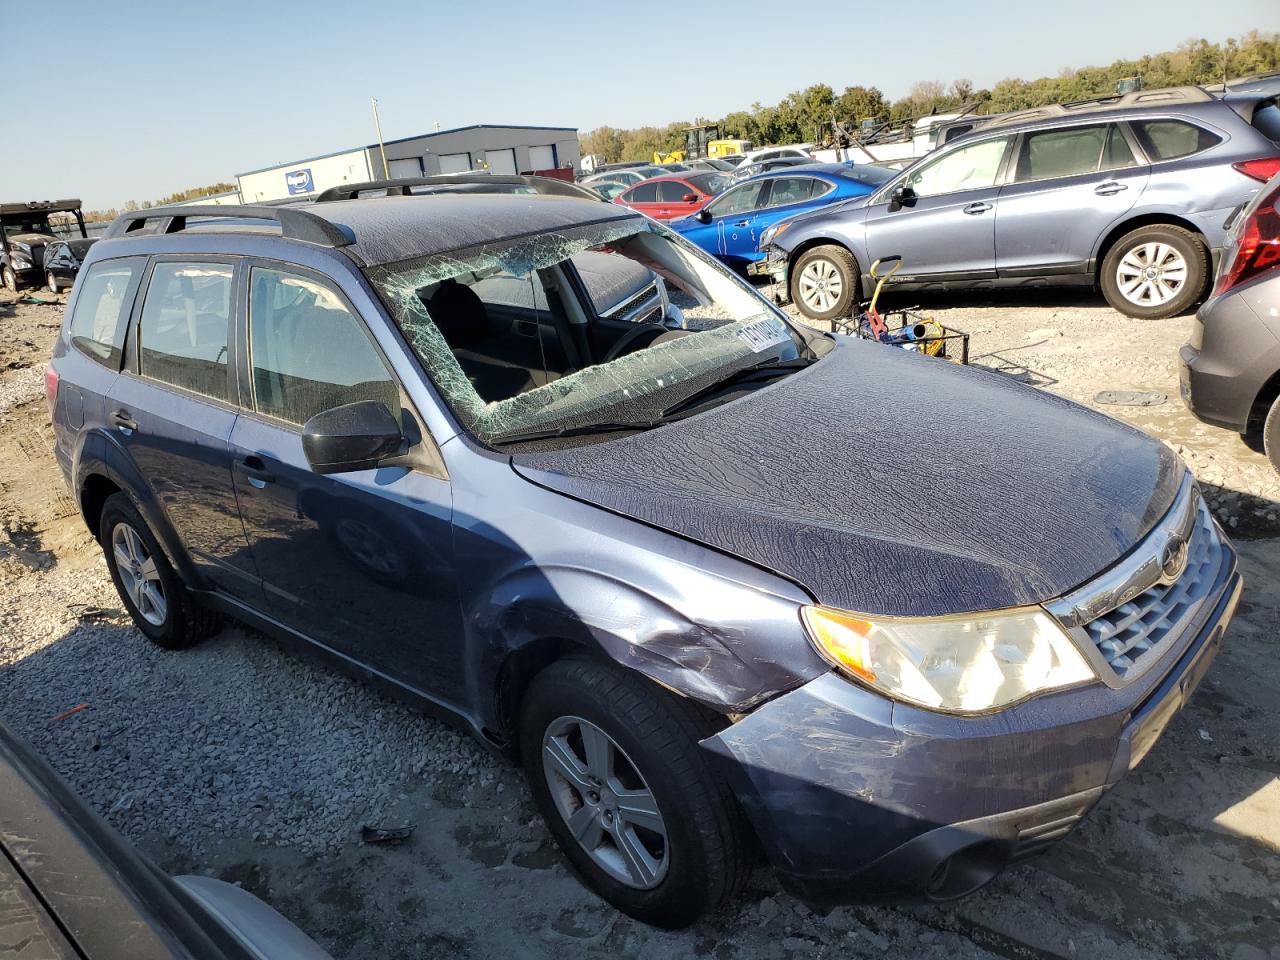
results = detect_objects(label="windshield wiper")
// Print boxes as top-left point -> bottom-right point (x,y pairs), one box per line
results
490,420 -> 661,446
658,357 -> 813,421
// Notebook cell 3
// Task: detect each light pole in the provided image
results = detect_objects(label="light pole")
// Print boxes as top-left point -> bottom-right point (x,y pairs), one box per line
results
371,97 -> 390,179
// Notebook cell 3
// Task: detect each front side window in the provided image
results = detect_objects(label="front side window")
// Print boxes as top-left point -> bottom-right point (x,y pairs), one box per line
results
902,137 -> 1009,197
248,268 -> 399,427
67,259 -> 142,367
1131,119 -> 1222,161
138,262 -> 233,401
657,180 -> 695,203
368,220 -> 811,445
1014,125 -> 1108,182
706,180 -> 768,217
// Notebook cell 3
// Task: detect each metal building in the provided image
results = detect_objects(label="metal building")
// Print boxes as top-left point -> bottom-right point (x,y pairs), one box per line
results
236,124 -> 580,203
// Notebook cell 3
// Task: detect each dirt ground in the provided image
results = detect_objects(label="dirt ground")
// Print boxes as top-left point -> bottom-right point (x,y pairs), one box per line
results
1,284 -> 1277,960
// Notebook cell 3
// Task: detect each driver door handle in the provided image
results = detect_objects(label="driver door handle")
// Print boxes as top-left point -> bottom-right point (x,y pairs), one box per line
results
963,202 -> 993,215
239,455 -> 275,488
1095,181 -> 1128,196
733,219 -> 752,227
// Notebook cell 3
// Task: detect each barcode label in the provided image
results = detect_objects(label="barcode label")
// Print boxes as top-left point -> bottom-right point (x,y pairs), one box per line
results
735,319 -> 790,353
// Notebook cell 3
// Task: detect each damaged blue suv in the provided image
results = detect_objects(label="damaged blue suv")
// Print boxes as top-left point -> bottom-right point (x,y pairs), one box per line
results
48,180 -> 1242,928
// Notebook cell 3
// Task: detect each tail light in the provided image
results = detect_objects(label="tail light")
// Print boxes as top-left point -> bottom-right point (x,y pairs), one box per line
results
44,364 -> 59,416
1232,158 -> 1280,182
1214,179 -> 1280,297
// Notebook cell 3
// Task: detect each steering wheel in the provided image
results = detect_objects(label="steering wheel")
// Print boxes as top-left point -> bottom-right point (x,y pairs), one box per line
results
601,322 -> 669,363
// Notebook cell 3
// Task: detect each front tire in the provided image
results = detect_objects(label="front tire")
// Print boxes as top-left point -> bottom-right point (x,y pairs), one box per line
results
519,657 -> 749,928
1100,225 -> 1207,319
790,244 -> 858,322
2,266 -> 18,292
99,493 -> 220,650
46,271 -> 59,294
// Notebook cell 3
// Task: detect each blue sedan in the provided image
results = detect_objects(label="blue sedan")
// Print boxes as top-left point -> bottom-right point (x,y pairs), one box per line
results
668,163 -> 895,269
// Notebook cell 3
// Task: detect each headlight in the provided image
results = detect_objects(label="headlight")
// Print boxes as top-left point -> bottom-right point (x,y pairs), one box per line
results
759,222 -> 792,249
801,604 -> 1095,714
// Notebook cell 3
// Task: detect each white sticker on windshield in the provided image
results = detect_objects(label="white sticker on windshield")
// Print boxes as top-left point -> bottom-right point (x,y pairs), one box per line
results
735,318 -> 791,353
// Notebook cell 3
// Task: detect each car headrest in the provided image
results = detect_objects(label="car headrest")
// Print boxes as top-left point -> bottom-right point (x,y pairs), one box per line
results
427,281 -> 494,348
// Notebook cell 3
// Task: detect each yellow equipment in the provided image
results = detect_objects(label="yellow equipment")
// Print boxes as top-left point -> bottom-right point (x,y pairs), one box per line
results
653,149 -> 686,164
708,139 -> 752,158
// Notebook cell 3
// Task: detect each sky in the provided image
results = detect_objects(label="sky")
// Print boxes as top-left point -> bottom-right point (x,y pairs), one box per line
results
4,0 -> 1277,210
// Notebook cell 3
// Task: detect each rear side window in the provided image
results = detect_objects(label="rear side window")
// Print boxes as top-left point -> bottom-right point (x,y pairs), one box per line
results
138,262 -> 233,401
1015,125 -> 1108,181
1131,119 -> 1222,161
66,259 -> 141,367
248,268 -> 399,427
1252,99 -> 1280,143
625,182 -> 658,203
765,177 -> 818,206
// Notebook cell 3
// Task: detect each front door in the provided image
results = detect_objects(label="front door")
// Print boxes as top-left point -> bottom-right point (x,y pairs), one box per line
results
107,258 -> 260,604
227,264 -> 461,698
996,123 -> 1148,275
863,135 -> 1012,283
697,179 -> 772,263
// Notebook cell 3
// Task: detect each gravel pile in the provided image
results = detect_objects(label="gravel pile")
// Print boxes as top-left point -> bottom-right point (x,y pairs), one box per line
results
0,561 -> 500,858
0,364 -> 45,415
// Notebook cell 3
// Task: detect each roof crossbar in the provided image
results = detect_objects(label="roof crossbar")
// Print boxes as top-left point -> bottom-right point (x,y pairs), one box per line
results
103,204 -> 354,247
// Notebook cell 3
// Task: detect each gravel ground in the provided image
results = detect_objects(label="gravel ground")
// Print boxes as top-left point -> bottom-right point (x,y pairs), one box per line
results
1,285 -> 1277,960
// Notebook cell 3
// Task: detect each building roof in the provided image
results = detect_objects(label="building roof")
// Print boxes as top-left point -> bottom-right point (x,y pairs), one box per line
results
236,124 -> 580,178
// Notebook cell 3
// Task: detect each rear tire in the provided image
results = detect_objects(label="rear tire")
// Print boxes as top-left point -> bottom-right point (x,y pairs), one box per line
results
790,244 -> 858,322
1100,224 -> 1207,319
99,493 -> 220,650
519,657 -> 749,928
2,266 -> 18,292
1263,395 -> 1280,475
46,271 -> 59,294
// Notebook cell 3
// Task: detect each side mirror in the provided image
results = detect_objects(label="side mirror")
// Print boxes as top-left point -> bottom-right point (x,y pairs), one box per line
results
682,193 -> 698,203
888,184 -> 916,212
302,400 -> 403,475
695,209 -> 713,224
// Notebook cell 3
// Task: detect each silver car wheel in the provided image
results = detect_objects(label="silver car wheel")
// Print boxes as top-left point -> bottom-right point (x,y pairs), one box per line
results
1115,241 -> 1187,307
112,522 -> 167,626
46,271 -> 58,294
797,258 -> 843,313
542,715 -> 669,890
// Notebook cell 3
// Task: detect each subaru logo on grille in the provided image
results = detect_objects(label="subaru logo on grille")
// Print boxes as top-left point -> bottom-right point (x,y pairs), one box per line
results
1161,533 -> 1189,582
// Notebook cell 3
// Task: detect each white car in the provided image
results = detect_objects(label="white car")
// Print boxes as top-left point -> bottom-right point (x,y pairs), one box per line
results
737,144 -> 815,166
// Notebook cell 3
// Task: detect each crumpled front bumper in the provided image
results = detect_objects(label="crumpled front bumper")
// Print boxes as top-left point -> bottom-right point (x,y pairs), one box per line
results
700,555 -> 1241,905
747,247 -> 788,284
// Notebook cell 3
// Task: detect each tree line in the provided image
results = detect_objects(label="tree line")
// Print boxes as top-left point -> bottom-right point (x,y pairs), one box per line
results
580,31 -> 1280,163
83,182 -> 238,223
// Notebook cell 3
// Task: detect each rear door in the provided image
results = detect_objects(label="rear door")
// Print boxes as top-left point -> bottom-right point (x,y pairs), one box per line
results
995,123 -> 1147,276
227,263 -> 461,697
862,135 -> 1012,281
107,257 -> 260,604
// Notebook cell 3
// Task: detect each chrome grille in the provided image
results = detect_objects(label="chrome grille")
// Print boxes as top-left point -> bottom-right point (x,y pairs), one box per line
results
1083,496 -> 1221,677
1045,476 -> 1226,685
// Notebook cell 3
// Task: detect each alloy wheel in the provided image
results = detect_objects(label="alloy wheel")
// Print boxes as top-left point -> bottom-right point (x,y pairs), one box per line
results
1115,242 -> 1188,307
112,522 -> 167,626
797,258 -> 843,313
541,715 -> 669,890
46,272 -> 58,294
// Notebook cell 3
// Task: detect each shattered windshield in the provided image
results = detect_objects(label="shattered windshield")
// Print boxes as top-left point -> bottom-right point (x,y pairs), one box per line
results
368,219 -> 813,445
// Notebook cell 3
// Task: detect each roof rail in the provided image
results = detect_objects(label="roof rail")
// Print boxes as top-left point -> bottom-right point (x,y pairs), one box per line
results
103,204 -> 354,247
975,85 -> 1215,131
1223,70 -> 1280,89
313,174 -> 599,203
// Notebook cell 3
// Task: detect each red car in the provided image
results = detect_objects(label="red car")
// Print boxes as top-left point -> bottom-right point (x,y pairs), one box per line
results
613,172 -> 730,220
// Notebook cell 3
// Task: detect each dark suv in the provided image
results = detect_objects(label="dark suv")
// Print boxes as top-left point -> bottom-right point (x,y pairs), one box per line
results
49,187 -> 1241,927
758,79 -> 1280,320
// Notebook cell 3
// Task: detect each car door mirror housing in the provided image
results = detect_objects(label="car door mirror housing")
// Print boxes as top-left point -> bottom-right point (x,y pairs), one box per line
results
682,193 -> 699,203
302,400 -> 404,475
695,209 -> 713,224
888,184 -> 916,212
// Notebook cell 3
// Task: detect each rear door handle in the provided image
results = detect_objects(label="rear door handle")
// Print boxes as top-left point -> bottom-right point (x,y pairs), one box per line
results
1095,181 -> 1128,196
109,409 -> 137,434
239,455 -> 275,488
963,202 -> 993,215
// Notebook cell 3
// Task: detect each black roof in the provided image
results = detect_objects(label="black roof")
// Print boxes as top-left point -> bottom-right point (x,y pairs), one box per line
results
104,194 -> 642,267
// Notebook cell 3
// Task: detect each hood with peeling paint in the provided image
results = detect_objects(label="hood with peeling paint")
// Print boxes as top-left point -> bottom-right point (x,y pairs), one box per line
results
512,337 -> 1183,616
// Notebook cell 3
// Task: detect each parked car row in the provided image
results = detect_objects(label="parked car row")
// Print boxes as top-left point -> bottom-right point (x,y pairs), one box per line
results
753,79 -> 1280,320
47,174 -> 1242,930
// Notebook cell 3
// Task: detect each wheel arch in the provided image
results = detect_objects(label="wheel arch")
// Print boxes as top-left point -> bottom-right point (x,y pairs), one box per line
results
1092,214 -> 1208,279
1249,368 -> 1280,436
